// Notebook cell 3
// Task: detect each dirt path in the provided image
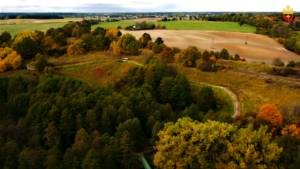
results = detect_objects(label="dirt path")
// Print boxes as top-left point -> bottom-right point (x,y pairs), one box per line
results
126,60 -> 241,118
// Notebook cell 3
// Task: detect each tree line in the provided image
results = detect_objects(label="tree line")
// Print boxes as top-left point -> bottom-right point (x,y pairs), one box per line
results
0,14 -> 64,20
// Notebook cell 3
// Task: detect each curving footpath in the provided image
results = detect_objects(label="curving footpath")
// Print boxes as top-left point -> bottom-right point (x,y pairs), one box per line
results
126,60 -> 241,118
188,80 -> 240,118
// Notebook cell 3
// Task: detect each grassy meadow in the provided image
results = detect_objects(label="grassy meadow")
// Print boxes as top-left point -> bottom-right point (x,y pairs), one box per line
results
177,64 -> 300,115
0,18 -> 83,36
92,20 -> 256,32
0,19 -> 256,37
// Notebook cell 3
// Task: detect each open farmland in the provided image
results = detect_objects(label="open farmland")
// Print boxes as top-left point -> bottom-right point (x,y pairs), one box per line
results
0,18 -> 83,36
122,30 -> 300,64
92,20 -> 256,32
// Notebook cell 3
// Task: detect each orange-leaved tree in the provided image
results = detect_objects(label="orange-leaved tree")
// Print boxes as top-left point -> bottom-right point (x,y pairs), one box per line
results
281,124 -> 300,139
256,104 -> 283,127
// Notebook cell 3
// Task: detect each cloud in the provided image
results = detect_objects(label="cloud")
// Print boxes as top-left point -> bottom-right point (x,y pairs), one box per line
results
131,1 -> 152,4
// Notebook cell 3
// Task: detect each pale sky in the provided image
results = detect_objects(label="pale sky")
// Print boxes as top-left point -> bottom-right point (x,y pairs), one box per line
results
0,0 -> 299,13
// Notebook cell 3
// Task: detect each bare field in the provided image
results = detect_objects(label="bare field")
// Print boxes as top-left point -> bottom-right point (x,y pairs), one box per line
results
122,30 -> 300,64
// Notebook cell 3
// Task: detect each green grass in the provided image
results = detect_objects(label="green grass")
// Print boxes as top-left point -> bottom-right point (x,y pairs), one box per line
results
177,63 -> 300,115
191,83 -> 234,115
0,18 -> 83,37
297,31 -> 300,36
92,21 -> 256,33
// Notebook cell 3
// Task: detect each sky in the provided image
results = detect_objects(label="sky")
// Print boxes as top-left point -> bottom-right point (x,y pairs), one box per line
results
0,0 -> 299,13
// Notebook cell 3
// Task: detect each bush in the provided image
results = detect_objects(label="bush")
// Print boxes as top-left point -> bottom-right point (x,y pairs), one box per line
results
220,48 -> 229,59
234,54 -> 240,60
124,25 -> 133,30
286,60 -> 295,67
272,58 -> 284,67
171,47 -> 181,54
198,60 -> 217,72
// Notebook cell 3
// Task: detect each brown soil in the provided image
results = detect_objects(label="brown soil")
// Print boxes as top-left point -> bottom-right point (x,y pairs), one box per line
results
121,30 -> 300,65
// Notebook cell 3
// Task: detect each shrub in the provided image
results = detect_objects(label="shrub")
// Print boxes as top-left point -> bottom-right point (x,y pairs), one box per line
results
220,49 -> 229,59
198,60 -> 217,72
272,58 -> 284,67
286,60 -> 295,67
234,54 -> 240,60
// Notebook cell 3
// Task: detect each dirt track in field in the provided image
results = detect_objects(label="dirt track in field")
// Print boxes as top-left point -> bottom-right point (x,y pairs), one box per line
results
121,30 -> 300,65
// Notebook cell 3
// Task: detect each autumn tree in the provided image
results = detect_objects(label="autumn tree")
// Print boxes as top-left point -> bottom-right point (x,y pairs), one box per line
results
105,27 -> 122,41
41,36 -> 54,55
147,41 -> 154,50
281,124 -> 300,139
154,117 -> 282,169
152,43 -> 161,53
160,47 -> 175,63
177,47 -> 200,67
117,33 -> 139,55
138,33 -> 152,48
54,32 -> 67,46
71,39 -> 86,55
13,37 -> 39,60
71,27 -> 79,38
256,104 -> 283,127
12,31 -> 39,47
0,48 -> 22,72
92,35 -> 111,51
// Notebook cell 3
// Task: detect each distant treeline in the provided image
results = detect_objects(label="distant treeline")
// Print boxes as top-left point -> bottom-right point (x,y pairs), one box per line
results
0,14 -> 64,20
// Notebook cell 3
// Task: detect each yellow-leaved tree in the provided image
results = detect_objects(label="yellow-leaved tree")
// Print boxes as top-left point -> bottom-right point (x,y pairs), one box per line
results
12,31 -> 39,47
68,39 -> 86,56
0,47 -> 22,72
105,27 -> 121,41
154,117 -> 282,169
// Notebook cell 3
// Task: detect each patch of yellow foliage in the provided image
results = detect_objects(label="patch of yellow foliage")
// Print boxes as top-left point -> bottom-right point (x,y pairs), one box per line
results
0,47 -> 22,72
12,31 -> 39,47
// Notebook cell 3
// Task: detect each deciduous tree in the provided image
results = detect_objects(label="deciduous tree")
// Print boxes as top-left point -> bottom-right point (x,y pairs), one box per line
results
256,104 -> 283,127
160,47 -> 174,63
